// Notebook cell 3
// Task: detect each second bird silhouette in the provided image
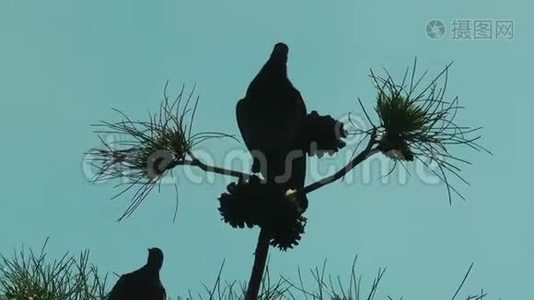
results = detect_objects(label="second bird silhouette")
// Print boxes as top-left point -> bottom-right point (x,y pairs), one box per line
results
107,247 -> 166,300
236,42 -> 308,210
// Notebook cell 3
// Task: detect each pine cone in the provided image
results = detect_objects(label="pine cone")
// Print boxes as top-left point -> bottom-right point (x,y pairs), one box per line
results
218,176 -> 307,250
300,111 -> 347,157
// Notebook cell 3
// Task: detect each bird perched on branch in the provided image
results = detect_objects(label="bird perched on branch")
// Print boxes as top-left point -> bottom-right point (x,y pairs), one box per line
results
236,42 -> 308,211
107,247 -> 166,300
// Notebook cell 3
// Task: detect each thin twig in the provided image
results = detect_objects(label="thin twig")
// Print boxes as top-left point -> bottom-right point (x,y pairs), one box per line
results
303,129 -> 378,194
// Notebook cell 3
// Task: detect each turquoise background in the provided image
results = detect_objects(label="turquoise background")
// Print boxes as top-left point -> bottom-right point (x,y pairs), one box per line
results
0,0 -> 532,298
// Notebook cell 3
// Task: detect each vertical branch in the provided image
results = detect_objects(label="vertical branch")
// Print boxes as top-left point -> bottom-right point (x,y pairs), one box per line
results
245,228 -> 271,300
243,131 -> 377,300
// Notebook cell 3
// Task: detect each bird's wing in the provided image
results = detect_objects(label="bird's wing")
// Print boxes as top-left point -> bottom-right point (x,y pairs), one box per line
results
155,285 -> 166,300
292,88 -> 308,141
144,279 -> 166,300
107,275 -> 128,300
238,97 -> 285,173
236,98 -> 255,150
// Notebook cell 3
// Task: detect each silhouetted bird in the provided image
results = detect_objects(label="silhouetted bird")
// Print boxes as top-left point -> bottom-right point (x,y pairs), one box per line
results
107,247 -> 166,300
236,42 -> 308,211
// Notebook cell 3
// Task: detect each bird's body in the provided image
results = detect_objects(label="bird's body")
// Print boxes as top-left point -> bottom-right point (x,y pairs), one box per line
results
236,43 -> 308,209
107,248 -> 166,300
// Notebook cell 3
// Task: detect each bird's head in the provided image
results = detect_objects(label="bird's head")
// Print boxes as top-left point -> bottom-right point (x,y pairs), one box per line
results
147,247 -> 164,270
246,42 -> 290,95
270,42 -> 289,62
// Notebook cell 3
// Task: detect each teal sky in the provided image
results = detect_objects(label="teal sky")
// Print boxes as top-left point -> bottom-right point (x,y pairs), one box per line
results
0,1 -> 532,299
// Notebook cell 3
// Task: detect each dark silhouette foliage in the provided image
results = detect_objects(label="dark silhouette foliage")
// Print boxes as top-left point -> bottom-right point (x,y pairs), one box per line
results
218,176 -> 307,250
